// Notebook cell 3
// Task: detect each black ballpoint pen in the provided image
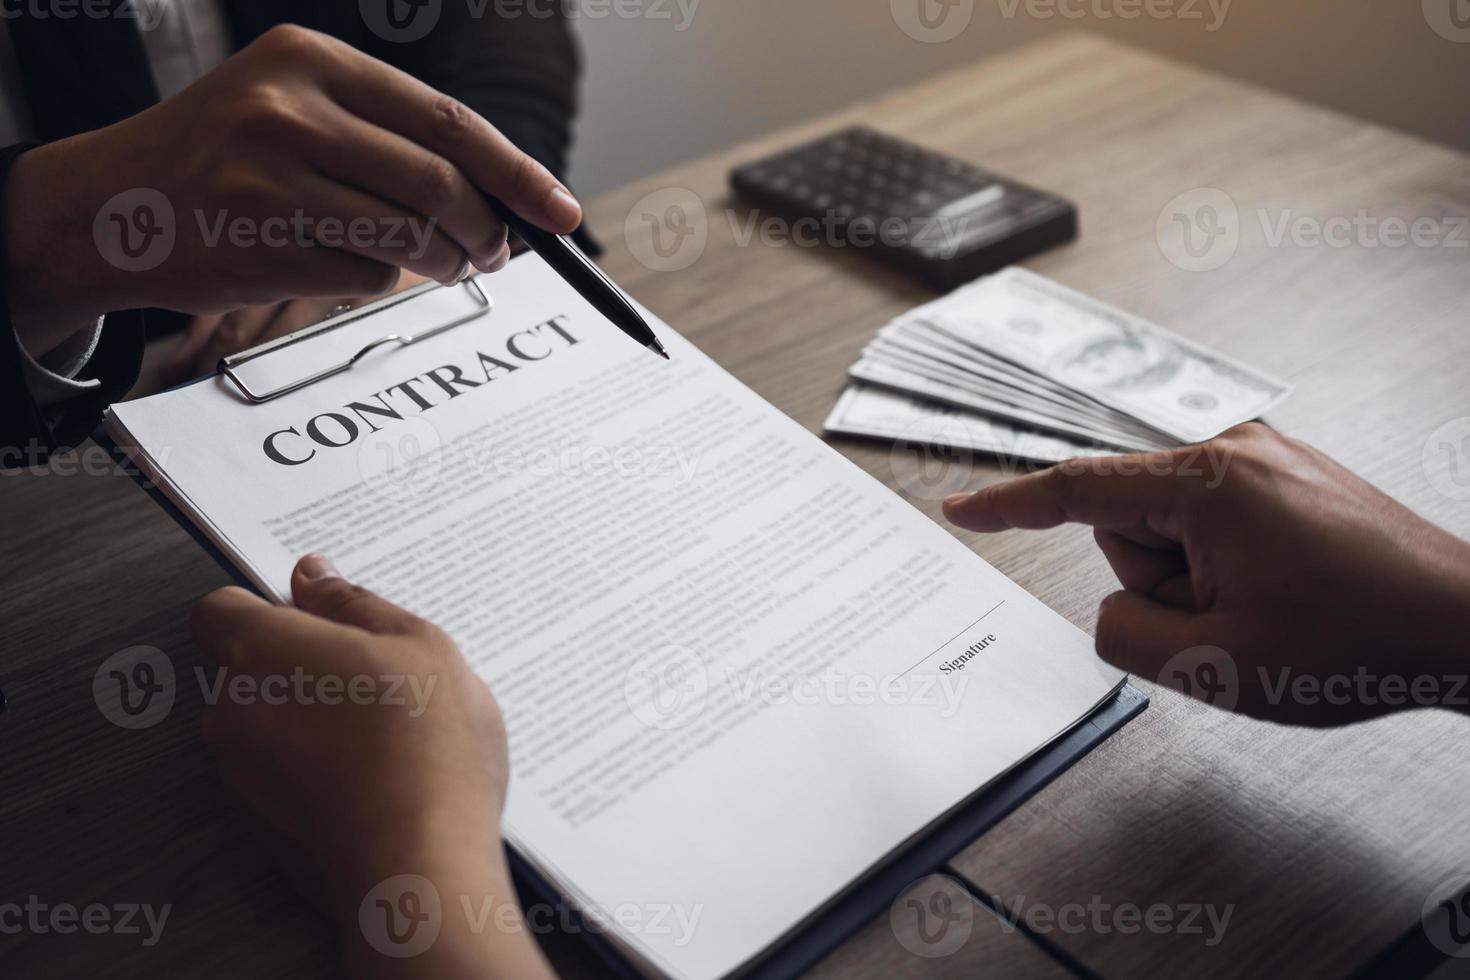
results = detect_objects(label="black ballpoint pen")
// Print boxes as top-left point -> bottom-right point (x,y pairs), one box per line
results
489,200 -> 670,360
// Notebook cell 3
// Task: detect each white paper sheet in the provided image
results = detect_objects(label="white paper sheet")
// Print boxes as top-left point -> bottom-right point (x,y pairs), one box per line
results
107,254 -> 1124,979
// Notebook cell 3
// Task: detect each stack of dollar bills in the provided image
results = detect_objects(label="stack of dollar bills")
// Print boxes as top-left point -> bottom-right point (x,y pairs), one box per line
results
824,267 -> 1292,464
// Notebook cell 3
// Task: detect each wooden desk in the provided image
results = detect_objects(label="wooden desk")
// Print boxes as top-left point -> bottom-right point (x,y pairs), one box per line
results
3,32 -> 1469,979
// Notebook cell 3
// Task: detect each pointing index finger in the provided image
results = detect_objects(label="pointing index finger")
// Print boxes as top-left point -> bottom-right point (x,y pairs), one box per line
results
942,452 -> 1189,538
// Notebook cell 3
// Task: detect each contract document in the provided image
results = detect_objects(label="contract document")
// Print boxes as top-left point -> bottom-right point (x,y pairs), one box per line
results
105,254 -> 1126,979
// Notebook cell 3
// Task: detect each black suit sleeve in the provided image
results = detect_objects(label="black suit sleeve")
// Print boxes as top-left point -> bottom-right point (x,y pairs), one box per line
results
0,142 -> 144,470
359,4 -> 583,182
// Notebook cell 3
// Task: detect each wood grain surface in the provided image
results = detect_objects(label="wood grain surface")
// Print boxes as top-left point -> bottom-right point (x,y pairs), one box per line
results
3,32 -> 1468,979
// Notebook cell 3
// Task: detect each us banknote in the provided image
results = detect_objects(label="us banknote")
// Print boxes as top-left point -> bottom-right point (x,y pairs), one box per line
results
824,385 -> 1115,465
909,267 -> 1292,444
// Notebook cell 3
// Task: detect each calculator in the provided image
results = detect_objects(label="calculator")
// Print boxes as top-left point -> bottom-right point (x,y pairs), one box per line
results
730,127 -> 1077,290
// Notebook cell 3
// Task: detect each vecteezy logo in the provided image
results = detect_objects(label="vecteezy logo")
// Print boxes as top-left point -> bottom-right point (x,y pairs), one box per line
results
1155,188 -> 1240,272
360,875 -> 442,958
623,645 -> 708,730
1422,417 -> 1470,502
360,0 -> 443,43
1423,0 -> 1470,42
890,0 -> 974,42
129,0 -> 170,31
888,415 -> 978,501
1422,873 -> 1470,957
357,416 -> 445,504
93,188 -> 176,273
624,187 -> 709,272
93,646 -> 176,730
889,879 -> 974,958
1158,645 -> 1239,711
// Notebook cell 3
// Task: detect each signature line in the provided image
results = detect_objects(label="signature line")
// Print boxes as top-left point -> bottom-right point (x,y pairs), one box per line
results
897,600 -> 1007,679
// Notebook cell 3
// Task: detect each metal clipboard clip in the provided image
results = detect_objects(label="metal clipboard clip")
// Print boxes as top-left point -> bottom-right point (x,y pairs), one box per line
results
217,279 -> 493,404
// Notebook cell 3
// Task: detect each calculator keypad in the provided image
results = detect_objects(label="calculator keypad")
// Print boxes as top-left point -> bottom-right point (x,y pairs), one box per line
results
730,126 -> 1077,287
734,127 -> 1053,255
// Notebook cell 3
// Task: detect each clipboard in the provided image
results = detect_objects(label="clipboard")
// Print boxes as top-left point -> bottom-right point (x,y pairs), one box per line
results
95,277 -> 1148,980
214,277 -> 492,404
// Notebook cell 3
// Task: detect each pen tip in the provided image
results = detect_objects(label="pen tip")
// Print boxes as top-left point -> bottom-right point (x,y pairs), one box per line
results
648,340 -> 670,361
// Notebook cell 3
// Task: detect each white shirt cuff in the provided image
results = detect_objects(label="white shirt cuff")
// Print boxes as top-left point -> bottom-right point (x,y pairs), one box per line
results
15,319 -> 104,407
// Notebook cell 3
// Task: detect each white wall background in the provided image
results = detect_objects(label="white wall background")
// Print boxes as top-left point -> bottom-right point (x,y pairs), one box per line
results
565,0 -> 1470,196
